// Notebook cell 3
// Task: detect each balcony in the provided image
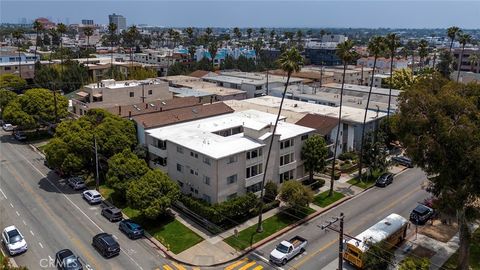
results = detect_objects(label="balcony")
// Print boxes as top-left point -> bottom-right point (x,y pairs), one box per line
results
279,161 -> 297,174
245,174 -> 263,188
148,144 -> 167,158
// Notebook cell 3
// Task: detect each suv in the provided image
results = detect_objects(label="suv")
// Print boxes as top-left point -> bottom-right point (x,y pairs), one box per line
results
82,190 -> 102,204
67,177 -> 86,190
410,204 -> 435,225
392,156 -> 414,168
2,123 -> 14,131
55,249 -> 83,270
92,233 -> 120,258
13,131 -> 27,141
119,220 -> 144,239
101,207 -> 123,222
376,173 -> 394,187
2,225 -> 28,256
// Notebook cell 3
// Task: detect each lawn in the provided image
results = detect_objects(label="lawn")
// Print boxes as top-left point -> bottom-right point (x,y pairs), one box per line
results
313,191 -> 345,207
347,170 -> 384,189
224,207 -> 314,250
443,228 -> 480,270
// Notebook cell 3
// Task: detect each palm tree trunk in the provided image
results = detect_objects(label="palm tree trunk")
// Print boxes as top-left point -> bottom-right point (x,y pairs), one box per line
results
17,49 -> 22,78
257,73 -> 292,233
457,45 -> 465,82
86,36 -> 90,81
457,208 -> 471,270
358,55 -> 378,180
309,170 -> 314,183
111,41 -> 114,79
449,39 -> 454,54
329,62 -> 347,196
387,54 -> 394,118
35,30 -> 39,64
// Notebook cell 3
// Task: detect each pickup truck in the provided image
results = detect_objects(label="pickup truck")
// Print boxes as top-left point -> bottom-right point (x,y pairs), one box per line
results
269,236 -> 307,265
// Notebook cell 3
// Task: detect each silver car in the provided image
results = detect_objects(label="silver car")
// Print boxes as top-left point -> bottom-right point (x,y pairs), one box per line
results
67,177 -> 86,190
82,190 -> 102,204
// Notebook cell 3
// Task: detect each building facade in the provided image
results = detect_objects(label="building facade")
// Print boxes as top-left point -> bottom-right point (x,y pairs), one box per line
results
108,13 -> 126,33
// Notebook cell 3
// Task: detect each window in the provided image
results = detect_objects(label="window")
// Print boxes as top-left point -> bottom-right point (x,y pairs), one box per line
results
178,181 -> 184,187
246,163 -> 263,178
129,92 -> 134,97
203,176 -> 210,185
227,174 -> 237,184
202,194 -> 211,204
176,146 -> 184,153
280,169 -> 295,183
301,134 -> 309,141
190,152 -> 198,158
203,156 -> 211,165
246,148 -> 263,160
227,193 -> 237,201
227,155 -> 237,164
280,153 -> 295,166
154,157 -> 167,166
157,140 -> 167,150
148,90 -> 153,95
176,163 -> 183,172
255,85 -> 262,90
280,138 -> 294,149
246,182 -> 262,193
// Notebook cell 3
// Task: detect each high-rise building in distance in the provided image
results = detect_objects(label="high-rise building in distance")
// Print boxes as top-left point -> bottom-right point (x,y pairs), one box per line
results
108,13 -> 126,33
82,19 -> 94,25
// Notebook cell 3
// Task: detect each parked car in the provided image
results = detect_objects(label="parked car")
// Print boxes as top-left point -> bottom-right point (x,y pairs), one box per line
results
2,225 -> 28,256
392,156 -> 414,168
67,177 -> 86,190
270,236 -> 307,265
92,233 -> 120,258
2,123 -> 14,131
13,131 -> 27,141
55,249 -> 83,270
82,190 -> 102,204
119,220 -> 144,239
101,207 -> 123,222
410,204 -> 435,225
376,173 -> 394,187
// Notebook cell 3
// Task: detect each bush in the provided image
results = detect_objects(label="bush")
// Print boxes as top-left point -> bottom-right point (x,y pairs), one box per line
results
264,181 -> 278,203
338,151 -> 358,161
334,172 -> 341,180
302,178 -> 325,190
252,200 -> 280,215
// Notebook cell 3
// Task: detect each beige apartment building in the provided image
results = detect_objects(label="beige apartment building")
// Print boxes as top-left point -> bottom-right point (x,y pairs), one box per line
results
145,110 -> 314,203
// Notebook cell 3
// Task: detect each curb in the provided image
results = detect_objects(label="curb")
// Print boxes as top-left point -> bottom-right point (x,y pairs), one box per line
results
0,247 -> 19,268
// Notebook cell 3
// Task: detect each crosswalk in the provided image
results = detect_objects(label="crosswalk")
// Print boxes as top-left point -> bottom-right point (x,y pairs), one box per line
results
157,258 -> 266,270
156,263 -> 201,270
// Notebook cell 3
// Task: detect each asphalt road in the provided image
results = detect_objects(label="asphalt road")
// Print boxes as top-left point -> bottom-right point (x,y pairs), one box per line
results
248,166 -> 430,270
0,133 -> 173,270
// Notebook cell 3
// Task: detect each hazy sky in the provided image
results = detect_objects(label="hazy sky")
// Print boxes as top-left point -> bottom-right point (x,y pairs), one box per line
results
1,0 -> 479,28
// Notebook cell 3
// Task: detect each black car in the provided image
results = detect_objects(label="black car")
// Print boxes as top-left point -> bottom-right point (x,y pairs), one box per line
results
392,156 -> 414,168
13,131 -> 27,141
55,249 -> 83,270
101,207 -> 123,222
92,233 -> 120,258
376,173 -> 394,187
410,204 -> 435,225
119,220 -> 144,239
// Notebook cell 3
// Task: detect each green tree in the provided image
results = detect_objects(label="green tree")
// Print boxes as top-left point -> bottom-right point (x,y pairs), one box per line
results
257,47 -> 303,232
0,89 -> 17,113
44,138 -> 70,170
205,27 -> 213,42
384,33 -> 400,118
60,61 -> 89,93
383,68 -> 416,90
106,149 -> 149,199
185,27 -> 194,44
279,180 -> 313,213
398,257 -> 430,270
233,27 -> 242,40
456,33 -> 472,82
418,39 -> 429,70
208,41 -> 218,70
127,66 -> 157,80
437,50 -> 454,78
362,242 -> 395,270
247,28 -> 253,39
358,36 -> 385,180
394,76 -> 480,270
447,26 -> 461,53
331,40 -> 356,195
301,134 -> 328,183
167,62 -> 188,76
0,74 -> 27,91
259,28 -> 266,38
126,169 -> 180,219
361,131 -> 389,177
264,181 -> 278,203
468,52 -> 480,73
3,88 -> 68,128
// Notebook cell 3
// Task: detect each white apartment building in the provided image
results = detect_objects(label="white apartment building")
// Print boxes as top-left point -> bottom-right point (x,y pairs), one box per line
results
357,57 -> 408,73
146,110 -> 315,203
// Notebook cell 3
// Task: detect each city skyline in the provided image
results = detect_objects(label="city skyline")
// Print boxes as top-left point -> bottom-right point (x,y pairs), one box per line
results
1,0 -> 479,28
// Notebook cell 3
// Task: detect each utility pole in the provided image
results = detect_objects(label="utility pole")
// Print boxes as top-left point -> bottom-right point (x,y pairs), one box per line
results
94,135 -> 99,191
319,212 -> 351,270
266,69 -> 269,95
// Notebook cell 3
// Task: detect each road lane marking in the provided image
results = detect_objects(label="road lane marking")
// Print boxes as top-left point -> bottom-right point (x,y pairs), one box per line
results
39,242 -> 44,248
172,262 -> 186,270
225,258 -> 249,270
113,235 -> 119,240
163,266 -> 174,270
15,211 -> 20,216
10,203 -> 14,208
22,220 -> 26,225
253,266 -> 264,270
48,255 -> 53,261
0,188 -> 7,199
291,185 -> 423,269
30,230 -> 34,236
251,252 -> 284,270
239,261 -> 257,270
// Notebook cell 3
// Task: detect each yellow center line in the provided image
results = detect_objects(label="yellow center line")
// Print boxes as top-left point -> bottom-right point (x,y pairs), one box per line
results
225,258 -> 249,270
172,262 -> 187,270
238,261 -> 257,270
290,185 -> 422,269
163,265 -> 174,270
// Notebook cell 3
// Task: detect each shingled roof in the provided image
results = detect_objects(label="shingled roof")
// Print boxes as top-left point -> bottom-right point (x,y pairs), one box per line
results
296,114 -> 338,135
104,97 -> 202,118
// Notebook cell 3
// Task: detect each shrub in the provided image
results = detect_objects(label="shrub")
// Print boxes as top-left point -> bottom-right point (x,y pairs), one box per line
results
264,181 -> 278,203
302,178 -> 325,190
338,151 -> 358,161
334,172 -> 341,180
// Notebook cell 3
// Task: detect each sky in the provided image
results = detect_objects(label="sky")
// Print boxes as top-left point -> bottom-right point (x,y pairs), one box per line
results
1,0 -> 479,28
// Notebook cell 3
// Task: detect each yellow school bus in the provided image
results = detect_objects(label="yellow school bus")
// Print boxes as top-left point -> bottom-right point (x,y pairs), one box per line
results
343,213 -> 408,268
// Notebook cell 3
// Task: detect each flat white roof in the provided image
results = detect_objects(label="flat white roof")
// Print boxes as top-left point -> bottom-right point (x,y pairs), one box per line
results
347,213 -> 408,252
242,96 -> 386,124
323,83 -> 402,96
204,71 -> 305,86
147,110 -> 314,159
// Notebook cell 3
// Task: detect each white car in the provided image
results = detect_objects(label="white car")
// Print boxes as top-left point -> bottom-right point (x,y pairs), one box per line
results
2,225 -> 28,255
82,190 -> 102,204
2,123 -> 14,131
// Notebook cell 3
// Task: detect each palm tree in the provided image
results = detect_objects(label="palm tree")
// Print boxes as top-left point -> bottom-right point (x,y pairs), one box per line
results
456,33 -> 472,82
329,40 -> 356,196
185,27 -> 194,44
406,40 -> 417,73
12,29 -> 24,78
270,29 -> 275,42
233,27 -> 242,40
418,39 -> 429,70
188,46 -> 196,62
358,36 -> 385,180
468,52 -> 480,73
126,25 -> 140,72
447,26 -> 461,53
247,28 -> 253,39
107,22 -> 117,78
33,20 -> 43,63
296,30 -> 303,44
259,28 -> 266,39
83,27 -> 94,79
56,23 -> 67,74
256,47 -> 303,233
208,41 -> 218,70
385,34 -> 400,118
205,27 -> 213,42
